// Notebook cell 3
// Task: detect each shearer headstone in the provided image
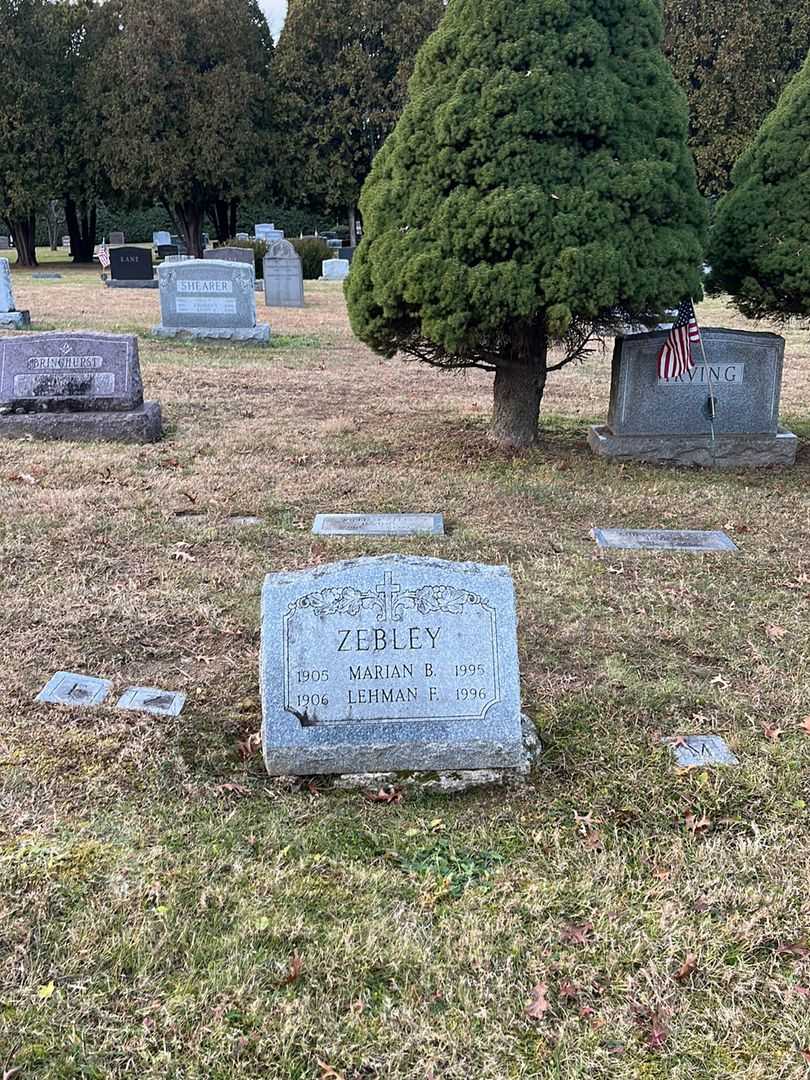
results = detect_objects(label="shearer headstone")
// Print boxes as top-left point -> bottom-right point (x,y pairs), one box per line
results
153,258 -> 270,341
153,230 -> 171,247
592,528 -> 738,554
116,686 -> 186,716
204,246 -> 254,267
263,239 -> 304,308
589,328 -> 798,467
0,331 -> 162,442
107,246 -> 156,289
157,244 -> 179,260
663,735 -> 739,768
0,237 -> 10,251
255,223 -> 284,243
0,259 -> 30,329
109,231 -> 125,246
260,555 -> 528,776
313,513 -> 444,537
321,258 -> 350,282
37,671 -> 111,706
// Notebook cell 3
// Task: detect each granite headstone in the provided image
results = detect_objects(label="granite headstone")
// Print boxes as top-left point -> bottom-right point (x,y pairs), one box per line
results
263,239 -> 304,308
153,230 -> 171,247
157,244 -> 179,260
116,687 -> 187,716
0,331 -> 162,442
108,246 -> 156,289
203,246 -> 254,267
592,528 -> 738,553
321,258 -> 350,282
589,328 -> 798,467
0,259 -> 30,329
109,231 -> 125,246
312,513 -> 444,537
153,259 -> 270,341
0,237 -> 9,251
255,223 -> 284,243
37,671 -> 112,706
260,555 -> 526,776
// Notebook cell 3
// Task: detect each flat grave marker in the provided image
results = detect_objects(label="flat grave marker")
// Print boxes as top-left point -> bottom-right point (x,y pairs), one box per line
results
592,528 -> 738,554
260,554 -> 526,776
37,671 -> 111,706
313,513 -> 444,537
663,735 -> 740,767
32,272 -> 62,281
117,687 -> 186,716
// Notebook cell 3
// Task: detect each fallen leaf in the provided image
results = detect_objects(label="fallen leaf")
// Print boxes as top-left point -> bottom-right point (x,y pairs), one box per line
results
279,952 -> 303,986
525,981 -> 551,1021
560,922 -> 594,946
349,999 -> 365,1015
694,894 -> 713,913
799,717 -> 810,736
648,1009 -> 668,1050
363,785 -> 403,805
674,952 -> 698,982
574,810 -> 601,829
558,979 -> 579,1000
213,781 -> 249,798
795,987 -> 810,999
777,942 -> 810,959
7,471 -> 38,485
801,1050 -> 810,1064
685,812 -> 711,836
317,1061 -> 345,1080
710,675 -> 729,689
583,830 -> 605,852
672,735 -> 690,748
37,980 -> 55,999
766,624 -> 787,642
762,723 -> 783,742
237,732 -> 261,759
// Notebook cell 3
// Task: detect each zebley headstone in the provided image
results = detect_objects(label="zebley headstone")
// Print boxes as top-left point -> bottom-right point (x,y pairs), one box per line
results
589,328 -> 798,467
108,246 -> 156,289
0,331 -> 162,443
0,259 -> 30,329
109,231 -> 125,246
260,555 -> 526,776
313,513 -> 444,537
153,259 -> 270,341
321,258 -> 350,282
592,528 -> 738,553
263,239 -> 304,308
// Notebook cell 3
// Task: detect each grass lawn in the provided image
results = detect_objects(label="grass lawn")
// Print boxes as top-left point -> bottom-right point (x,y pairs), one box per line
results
1,256 -> 809,1078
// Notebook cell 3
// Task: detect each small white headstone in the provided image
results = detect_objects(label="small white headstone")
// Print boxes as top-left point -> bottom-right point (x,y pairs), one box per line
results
321,258 -> 350,281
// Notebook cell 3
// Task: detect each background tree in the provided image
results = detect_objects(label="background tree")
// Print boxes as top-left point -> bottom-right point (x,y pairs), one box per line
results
273,0 -> 444,243
664,0 -> 810,196
96,0 -> 276,256
0,0 -> 68,266
347,0 -> 706,450
707,51 -> 810,320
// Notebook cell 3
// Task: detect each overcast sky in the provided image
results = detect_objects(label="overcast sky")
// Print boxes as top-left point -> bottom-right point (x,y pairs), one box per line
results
260,0 -> 287,37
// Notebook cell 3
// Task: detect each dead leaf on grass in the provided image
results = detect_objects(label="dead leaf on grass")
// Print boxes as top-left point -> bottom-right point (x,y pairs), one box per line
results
765,624 -> 788,642
525,981 -> 551,1021
212,781 -> 250,798
317,1061 -> 345,1080
801,1049 -> 810,1065
363,785 -> 403,804
762,722 -> 783,742
638,1007 -> 669,1051
237,732 -> 261,760
799,717 -> 810,736
777,942 -> 810,959
279,952 -> 303,986
560,922 -> 594,946
582,830 -> 605,852
674,953 -> 698,982
558,979 -> 579,1000
685,812 -> 711,836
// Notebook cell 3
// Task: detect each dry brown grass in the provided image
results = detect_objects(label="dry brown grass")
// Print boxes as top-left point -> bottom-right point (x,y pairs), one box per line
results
1,264 -> 810,1079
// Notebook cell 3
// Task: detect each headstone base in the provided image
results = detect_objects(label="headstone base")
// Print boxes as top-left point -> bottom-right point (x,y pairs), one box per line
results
0,310 -> 30,328
105,279 -> 159,289
290,717 -> 540,793
151,324 -> 270,343
588,425 -> 798,468
0,401 -> 162,443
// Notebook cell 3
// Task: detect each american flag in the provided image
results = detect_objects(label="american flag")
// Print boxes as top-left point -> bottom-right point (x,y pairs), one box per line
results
658,298 -> 701,381
97,242 -> 110,269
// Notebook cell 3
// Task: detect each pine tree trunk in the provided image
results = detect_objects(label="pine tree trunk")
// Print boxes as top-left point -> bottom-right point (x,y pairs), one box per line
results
490,331 -> 548,449
11,214 -> 37,267
175,202 -> 205,257
65,197 -> 97,263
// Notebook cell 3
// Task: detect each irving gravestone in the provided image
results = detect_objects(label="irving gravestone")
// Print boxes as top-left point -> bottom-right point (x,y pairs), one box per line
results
260,555 -> 525,776
589,328 -> 797,467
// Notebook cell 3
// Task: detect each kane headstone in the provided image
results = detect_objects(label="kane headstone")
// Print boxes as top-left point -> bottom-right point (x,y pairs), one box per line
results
260,554 -> 526,776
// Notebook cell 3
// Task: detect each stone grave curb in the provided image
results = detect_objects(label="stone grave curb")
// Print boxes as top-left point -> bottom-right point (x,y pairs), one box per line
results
151,325 -> 271,343
588,425 -> 799,468
0,402 -> 162,443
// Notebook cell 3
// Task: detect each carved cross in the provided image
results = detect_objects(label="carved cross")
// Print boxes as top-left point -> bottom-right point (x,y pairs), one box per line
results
376,572 -> 401,622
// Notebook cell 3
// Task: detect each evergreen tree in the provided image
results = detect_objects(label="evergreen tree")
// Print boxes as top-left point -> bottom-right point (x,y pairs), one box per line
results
347,0 -> 706,449
664,0 -> 810,196
708,51 -> 810,321
96,0 -> 276,257
273,0 -> 444,242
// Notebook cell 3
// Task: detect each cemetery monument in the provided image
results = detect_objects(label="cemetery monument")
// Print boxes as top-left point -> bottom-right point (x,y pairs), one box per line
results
0,259 -> 30,328
588,328 -> 798,467
321,258 -> 350,282
263,239 -> 304,308
107,246 -> 157,288
153,258 -> 270,341
0,331 -> 162,442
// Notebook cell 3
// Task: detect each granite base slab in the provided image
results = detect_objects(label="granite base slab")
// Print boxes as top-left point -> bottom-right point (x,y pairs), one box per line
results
106,279 -> 159,289
298,717 -> 540,792
588,425 -> 798,468
151,324 -> 270,342
0,311 -> 30,328
0,401 -> 162,443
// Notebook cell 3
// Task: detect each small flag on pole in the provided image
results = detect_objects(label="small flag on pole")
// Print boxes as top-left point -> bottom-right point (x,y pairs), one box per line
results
97,242 -> 110,269
657,298 -> 701,381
